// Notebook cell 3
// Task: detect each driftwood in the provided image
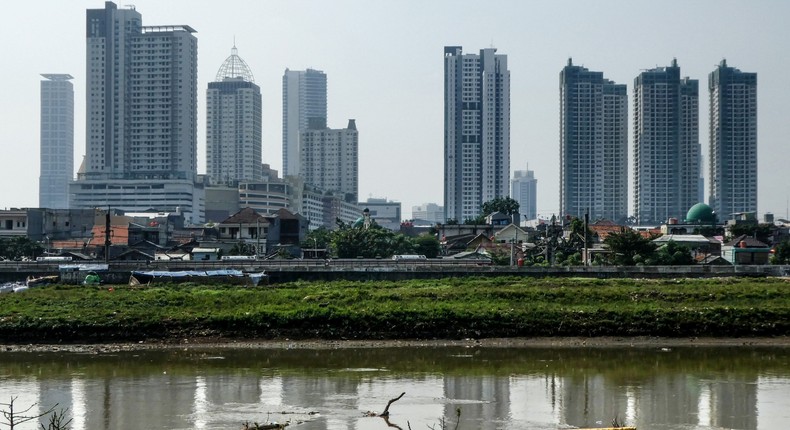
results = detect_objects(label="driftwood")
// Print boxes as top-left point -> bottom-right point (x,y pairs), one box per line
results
363,392 -> 406,417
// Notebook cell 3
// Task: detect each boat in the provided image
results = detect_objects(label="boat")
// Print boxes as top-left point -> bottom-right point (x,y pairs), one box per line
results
25,275 -> 59,287
129,269 -> 267,287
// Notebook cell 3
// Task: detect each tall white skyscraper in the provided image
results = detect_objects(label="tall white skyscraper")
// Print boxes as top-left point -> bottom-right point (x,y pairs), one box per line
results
72,2 -> 203,222
282,68 -> 327,177
560,59 -> 628,222
709,59 -> 757,219
39,74 -> 74,209
206,45 -> 262,185
511,168 -> 537,221
299,118 -> 358,201
633,59 -> 700,225
444,46 -> 510,222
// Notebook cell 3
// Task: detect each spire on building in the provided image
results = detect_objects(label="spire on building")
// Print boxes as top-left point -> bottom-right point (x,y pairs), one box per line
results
216,44 -> 255,82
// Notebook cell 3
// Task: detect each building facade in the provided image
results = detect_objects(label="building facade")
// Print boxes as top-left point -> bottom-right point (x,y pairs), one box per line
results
282,68 -> 327,177
709,60 -> 757,218
633,59 -> 700,225
560,59 -> 628,222
206,45 -> 262,185
299,118 -> 358,201
71,2 -> 203,222
444,46 -> 510,222
511,168 -> 537,221
411,203 -> 445,224
359,198 -> 402,231
39,74 -> 74,209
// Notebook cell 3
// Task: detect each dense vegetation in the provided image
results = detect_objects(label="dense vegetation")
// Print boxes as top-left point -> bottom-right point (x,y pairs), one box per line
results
1,277 -> 788,343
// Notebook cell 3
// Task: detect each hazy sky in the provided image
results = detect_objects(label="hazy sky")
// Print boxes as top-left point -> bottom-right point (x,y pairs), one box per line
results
1,0 -> 789,220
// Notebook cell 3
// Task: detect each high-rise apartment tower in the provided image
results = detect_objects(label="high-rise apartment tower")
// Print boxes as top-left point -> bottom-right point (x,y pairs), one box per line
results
633,59 -> 700,225
299,118 -> 358,201
560,59 -> 628,222
71,2 -> 203,222
282,69 -> 327,177
39,74 -> 74,209
206,45 -> 262,185
511,168 -> 537,221
444,46 -> 510,222
709,59 -> 757,219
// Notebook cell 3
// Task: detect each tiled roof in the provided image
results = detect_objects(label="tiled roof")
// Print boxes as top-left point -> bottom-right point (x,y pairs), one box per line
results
221,207 -> 267,224
90,224 -> 129,245
724,234 -> 769,248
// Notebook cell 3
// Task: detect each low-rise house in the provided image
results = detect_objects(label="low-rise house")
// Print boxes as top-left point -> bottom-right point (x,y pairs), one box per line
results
652,234 -> 722,256
154,251 -> 191,261
721,235 -> 771,265
0,209 -> 30,238
192,247 -> 220,261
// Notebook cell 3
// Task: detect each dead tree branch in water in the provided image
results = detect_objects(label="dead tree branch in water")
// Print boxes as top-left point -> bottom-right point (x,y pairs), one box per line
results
380,392 -> 406,417
363,391 -> 406,419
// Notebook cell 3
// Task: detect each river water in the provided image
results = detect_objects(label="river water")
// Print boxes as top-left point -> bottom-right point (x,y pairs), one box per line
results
0,345 -> 788,430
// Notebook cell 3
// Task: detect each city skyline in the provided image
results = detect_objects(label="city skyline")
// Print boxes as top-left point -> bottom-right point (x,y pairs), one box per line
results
2,1 -> 789,221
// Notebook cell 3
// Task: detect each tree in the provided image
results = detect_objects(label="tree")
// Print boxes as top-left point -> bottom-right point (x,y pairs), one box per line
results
772,239 -> 790,265
649,241 -> 695,265
481,197 -> 520,217
228,242 -> 256,256
331,225 -> 415,258
0,237 -> 44,261
566,217 -> 595,252
302,227 -> 333,249
463,215 -> 487,225
414,234 -> 440,258
728,223 -> 773,243
603,228 -> 657,266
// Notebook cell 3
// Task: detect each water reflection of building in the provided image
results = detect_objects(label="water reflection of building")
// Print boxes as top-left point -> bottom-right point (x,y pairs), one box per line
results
707,376 -> 758,429
443,375 -> 511,430
559,374 -> 629,428
636,375 -> 700,426
10,351 -> 781,430
280,375 -> 359,430
508,375 -> 562,426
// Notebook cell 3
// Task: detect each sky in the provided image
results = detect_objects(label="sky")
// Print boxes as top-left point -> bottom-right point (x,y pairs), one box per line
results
1,0 -> 789,221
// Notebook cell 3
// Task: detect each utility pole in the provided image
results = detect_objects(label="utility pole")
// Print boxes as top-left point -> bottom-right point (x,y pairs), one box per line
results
583,209 -> 589,267
104,208 -> 111,263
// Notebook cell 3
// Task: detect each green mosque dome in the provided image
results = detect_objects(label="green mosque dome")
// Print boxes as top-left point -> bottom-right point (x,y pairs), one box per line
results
685,203 -> 716,223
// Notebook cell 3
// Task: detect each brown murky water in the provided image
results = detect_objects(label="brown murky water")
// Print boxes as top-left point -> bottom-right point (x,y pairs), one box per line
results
1,345 -> 788,429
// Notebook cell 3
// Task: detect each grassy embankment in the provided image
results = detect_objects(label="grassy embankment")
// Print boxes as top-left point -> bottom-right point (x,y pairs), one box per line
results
0,277 -> 789,343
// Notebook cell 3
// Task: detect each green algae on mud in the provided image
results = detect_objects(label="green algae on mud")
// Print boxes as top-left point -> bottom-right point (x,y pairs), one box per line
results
1,276 -> 789,343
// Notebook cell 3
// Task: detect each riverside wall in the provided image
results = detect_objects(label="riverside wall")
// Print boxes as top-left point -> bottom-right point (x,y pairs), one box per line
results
1,260 -> 788,284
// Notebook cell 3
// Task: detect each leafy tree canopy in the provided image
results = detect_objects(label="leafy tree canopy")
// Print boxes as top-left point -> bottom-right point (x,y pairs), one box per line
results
481,197 -> 520,217
648,241 -> 695,265
603,228 -> 657,266
772,239 -> 790,265
331,225 -> 415,259
0,237 -> 44,261
414,234 -> 441,258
